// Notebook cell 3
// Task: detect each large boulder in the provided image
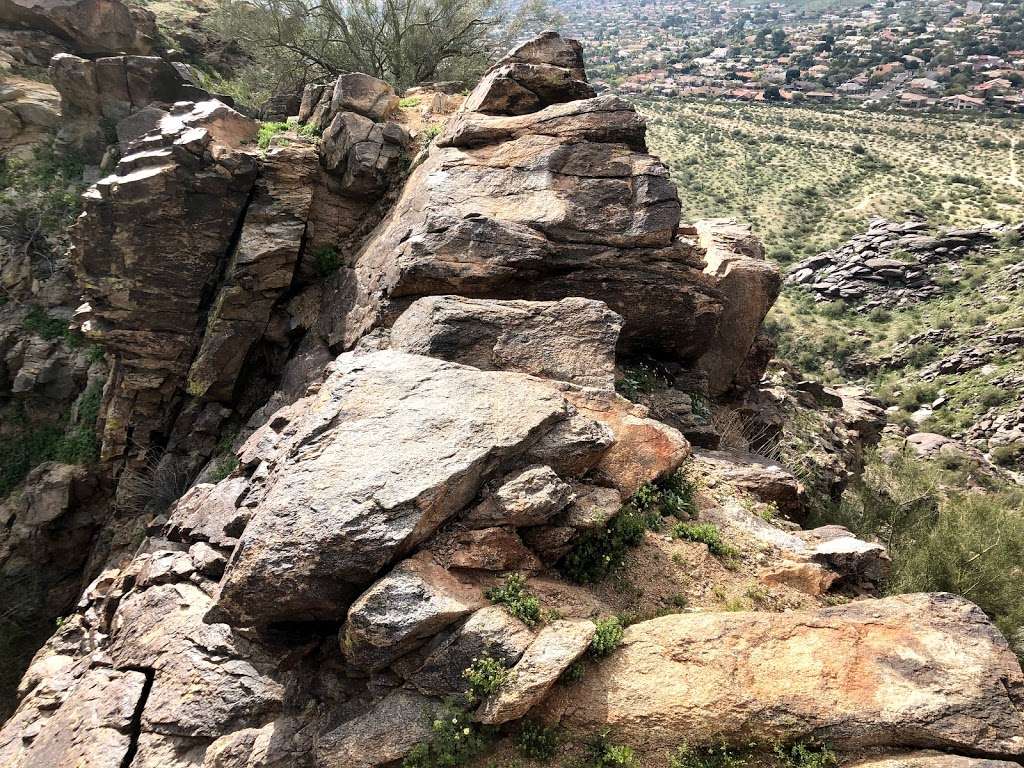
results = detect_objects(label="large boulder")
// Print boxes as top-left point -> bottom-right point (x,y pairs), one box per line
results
543,594 -> 1024,759
391,296 -> 622,389
0,0 -> 158,57
690,219 -> 781,396
213,350 -> 602,626
692,448 -> 805,519
342,554 -> 485,671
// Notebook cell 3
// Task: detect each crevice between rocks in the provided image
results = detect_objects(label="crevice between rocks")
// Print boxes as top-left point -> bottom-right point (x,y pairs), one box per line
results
119,666 -> 155,768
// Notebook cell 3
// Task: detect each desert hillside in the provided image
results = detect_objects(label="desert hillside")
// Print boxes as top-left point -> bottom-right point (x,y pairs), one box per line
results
0,3 -> 1022,768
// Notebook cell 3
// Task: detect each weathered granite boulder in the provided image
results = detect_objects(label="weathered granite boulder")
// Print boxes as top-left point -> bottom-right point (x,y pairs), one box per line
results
319,110 -> 409,194
543,593 -> 1024,758
692,448 -> 805,519
391,296 -> 622,389
214,350 -> 605,625
0,76 -> 60,158
342,554 -> 485,671
0,0 -> 158,58
462,465 -> 575,528
315,689 -> 434,768
476,618 -> 595,724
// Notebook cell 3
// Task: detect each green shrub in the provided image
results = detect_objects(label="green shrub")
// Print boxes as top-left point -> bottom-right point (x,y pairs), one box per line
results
402,702 -> 492,768
462,655 -> 510,704
515,721 -> 559,761
484,573 -> 541,627
584,730 -> 637,767
310,245 -> 341,277
615,362 -> 665,400
979,386 -> 1009,408
589,617 -> 625,657
561,507 -> 647,583
672,522 -> 738,559
670,742 -> 749,768
773,740 -> 837,768
991,444 -> 1023,468
257,121 -> 289,149
23,306 -> 68,340
399,96 -> 422,108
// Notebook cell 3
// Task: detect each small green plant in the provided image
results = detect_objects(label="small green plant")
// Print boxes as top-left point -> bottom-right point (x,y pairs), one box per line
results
298,122 -> 322,138
23,306 -> 68,341
670,742 -> 750,768
589,617 -> 624,658
257,121 -> 289,150
584,730 -> 637,767
672,522 -> 738,559
561,507 -> 646,583
399,96 -> 422,108
462,655 -> 511,704
422,123 -> 443,142
773,740 -> 837,768
615,362 -> 665,400
484,573 -> 541,627
310,245 -> 341,277
402,702 -> 493,768
515,721 -> 559,761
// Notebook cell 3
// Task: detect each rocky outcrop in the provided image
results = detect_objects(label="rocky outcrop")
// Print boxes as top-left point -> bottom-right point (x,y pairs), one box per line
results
0,0 -> 158,60
693,447 -> 805,518
544,593 -> 1024,758
0,76 -> 59,158
787,218 -> 998,308
690,219 -> 781,396
320,87 -> 725,358
49,53 -> 214,161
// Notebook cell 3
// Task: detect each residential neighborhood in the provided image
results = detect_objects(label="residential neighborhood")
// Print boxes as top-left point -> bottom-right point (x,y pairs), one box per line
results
553,0 -> 1024,112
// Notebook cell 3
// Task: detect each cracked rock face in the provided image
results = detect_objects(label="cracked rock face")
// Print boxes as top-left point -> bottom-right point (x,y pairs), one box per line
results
542,593 -> 1024,757
214,350 -> 583,626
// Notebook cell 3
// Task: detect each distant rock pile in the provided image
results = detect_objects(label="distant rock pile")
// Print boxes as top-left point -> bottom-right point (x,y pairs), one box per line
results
786,217 -> 999,307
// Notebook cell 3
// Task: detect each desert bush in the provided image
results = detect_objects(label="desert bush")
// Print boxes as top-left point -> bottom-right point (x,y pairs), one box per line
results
561,507 -> 647,584
402,702 -> 492,768
991,444 -> 1024,468
670,743 -> 749,768
516,721 -> 560,761
584,730 -> 638,767
589,617 -> 625,657
484,573 -> 541,626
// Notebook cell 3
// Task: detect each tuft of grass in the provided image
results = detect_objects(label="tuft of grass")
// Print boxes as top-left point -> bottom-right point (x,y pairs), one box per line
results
399,96 -> 422,108
584,730 -> 637,767
672,522 -> 739,559
257,121 -> 289,150
484,573 -> 541,627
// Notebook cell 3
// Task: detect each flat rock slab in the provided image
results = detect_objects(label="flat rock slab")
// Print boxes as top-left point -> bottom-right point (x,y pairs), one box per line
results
476,618 -> 595,725
215,350 -> 571,625
846,753 -> 1021,768
391,295 -> 622,389
316,689 -> 434,768
542,593 -> 1024,758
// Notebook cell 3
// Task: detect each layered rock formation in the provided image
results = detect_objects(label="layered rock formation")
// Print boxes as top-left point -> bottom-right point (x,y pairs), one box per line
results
787,217 -> 1000,308
2,31 -> 1022,768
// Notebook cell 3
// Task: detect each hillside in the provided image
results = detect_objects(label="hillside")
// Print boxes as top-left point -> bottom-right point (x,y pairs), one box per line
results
0,5 -> 1023,768
640,98 -> 1024,264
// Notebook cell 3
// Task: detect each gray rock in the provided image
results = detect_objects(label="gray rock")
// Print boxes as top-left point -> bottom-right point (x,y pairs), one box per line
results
215,351 -> 571,626
410,606 -> 534,697
391,296 -> 622,389
462,465 -> 575,528
475,618 -> 595,724
316,689 -> 434,768
342,554 -> 485,671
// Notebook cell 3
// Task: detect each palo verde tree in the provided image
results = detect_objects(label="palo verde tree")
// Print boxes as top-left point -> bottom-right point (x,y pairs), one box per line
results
211,0 -> 562,101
